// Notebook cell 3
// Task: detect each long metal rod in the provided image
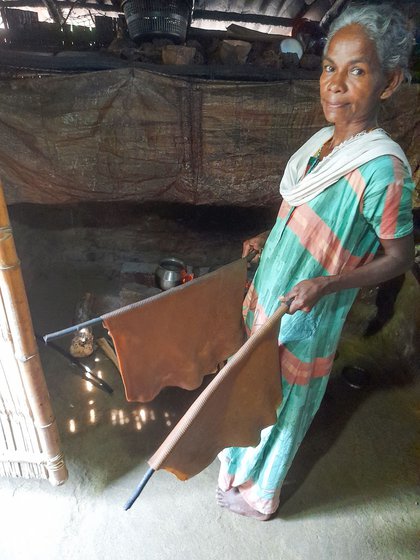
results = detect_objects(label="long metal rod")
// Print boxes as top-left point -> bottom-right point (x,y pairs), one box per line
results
124,468 -> 155,511
37,335 -> 113,394
43,316 -> 103,343
43,251 -> 259,344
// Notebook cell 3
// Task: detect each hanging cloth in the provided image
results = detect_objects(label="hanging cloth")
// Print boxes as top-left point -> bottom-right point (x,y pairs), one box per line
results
103,258 -> 247,403
148,302 -> 286,480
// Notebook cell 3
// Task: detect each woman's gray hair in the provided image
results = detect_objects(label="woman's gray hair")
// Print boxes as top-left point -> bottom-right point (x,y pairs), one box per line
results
325,3 -> 414,81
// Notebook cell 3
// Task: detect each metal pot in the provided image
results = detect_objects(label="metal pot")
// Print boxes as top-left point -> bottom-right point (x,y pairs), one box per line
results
155,257 -> 187,291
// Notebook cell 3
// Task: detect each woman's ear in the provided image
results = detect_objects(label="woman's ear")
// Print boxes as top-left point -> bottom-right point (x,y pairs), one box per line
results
380,67 -> 404,100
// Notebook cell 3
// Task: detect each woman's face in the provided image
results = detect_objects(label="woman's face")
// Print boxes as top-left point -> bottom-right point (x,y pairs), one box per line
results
320,24 -> 386,130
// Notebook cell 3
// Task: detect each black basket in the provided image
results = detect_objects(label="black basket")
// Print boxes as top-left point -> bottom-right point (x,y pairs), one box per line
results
122,0 -> 193,44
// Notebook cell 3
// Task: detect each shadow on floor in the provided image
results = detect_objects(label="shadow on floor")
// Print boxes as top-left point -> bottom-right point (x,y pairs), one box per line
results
25,237 -> 420,517
40,335 -> 218,493
276,272 -> 420,517
277,367 -> 417,519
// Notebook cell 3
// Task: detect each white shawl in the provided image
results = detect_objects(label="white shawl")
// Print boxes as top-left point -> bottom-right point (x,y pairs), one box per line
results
279,127 -> 411,207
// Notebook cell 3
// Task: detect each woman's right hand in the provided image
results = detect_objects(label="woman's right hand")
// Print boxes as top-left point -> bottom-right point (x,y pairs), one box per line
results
242,231 -> 270,263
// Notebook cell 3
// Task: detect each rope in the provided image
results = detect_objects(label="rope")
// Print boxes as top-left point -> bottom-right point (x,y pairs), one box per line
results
45,452 -> 66,472
0,226 -> 12,244
15,353 -> 37,363
0,261 -> 21,270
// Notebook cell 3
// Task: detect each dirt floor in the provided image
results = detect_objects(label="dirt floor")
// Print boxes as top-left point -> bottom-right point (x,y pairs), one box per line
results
0,202 -> 419,560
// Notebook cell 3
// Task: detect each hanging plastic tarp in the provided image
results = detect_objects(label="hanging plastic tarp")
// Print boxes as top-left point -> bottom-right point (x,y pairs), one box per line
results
0,68 -> 418,207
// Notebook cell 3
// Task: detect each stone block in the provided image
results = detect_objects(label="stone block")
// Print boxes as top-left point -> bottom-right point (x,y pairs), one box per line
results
162,45 -> 196,65
299,54 -> 321,70
282,52 -> 300,68
219,40 -> 252,65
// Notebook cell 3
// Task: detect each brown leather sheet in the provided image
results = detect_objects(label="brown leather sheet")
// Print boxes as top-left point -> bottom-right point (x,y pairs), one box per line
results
102,258 -> 247,402
147,302 -> 287,480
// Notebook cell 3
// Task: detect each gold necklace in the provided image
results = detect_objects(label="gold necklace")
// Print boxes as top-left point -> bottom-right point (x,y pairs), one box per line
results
315,127 -> 381,161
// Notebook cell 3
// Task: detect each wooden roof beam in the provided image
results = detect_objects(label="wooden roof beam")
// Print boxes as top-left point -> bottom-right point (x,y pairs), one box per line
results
42,0 -> 65,24
0,0 -> 120,12
191,10 -> 293,28
320,0 -> 351,28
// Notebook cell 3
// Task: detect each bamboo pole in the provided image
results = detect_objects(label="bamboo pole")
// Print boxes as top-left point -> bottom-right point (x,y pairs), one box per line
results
0,183 -> 67,485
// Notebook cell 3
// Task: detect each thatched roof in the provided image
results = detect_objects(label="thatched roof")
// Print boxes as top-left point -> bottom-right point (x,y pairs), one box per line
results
0,0 -> 351,31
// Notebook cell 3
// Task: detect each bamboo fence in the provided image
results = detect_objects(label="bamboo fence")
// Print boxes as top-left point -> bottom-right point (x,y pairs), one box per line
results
0,183 -> 67,485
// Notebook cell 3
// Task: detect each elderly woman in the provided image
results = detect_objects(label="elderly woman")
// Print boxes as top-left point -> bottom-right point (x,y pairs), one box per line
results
217,4 -> 415,520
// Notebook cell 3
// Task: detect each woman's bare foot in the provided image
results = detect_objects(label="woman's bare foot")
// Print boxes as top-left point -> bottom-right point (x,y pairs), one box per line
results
216,488 -> 271,521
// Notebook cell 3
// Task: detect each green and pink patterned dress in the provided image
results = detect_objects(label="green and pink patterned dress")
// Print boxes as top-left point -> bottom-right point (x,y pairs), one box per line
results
218,153 -> 414,515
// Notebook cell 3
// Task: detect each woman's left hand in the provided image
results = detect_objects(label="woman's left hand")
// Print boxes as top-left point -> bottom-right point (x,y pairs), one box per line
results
281,277 -> 330,314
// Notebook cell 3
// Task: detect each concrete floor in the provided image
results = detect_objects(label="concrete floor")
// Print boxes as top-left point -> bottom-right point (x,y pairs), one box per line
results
0,205 -> 419,560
